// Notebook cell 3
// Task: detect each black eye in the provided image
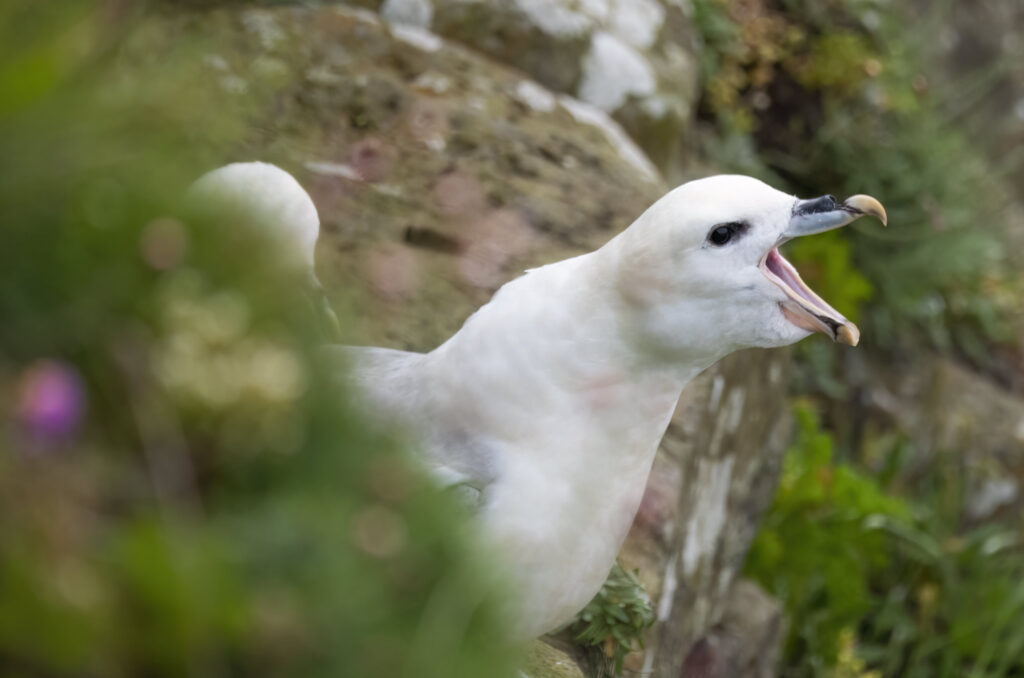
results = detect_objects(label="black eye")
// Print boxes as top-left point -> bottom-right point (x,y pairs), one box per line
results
709,224 -> 736,246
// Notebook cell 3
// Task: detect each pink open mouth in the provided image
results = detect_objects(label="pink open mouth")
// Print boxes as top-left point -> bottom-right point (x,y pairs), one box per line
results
759,248 -> 859,346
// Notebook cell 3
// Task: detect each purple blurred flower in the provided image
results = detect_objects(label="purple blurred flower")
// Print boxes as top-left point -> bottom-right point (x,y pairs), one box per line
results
16,360 -> 86,440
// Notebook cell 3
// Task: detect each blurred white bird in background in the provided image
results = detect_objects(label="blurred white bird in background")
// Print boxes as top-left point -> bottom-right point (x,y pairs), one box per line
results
187,161 -> 342,340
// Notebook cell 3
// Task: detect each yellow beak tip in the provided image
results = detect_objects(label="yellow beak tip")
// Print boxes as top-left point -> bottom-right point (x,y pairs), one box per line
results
836,323 -> 860,347
844,194 -> 888,227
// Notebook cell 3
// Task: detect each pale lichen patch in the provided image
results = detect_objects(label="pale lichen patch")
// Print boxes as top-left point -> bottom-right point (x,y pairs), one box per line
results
655,552 -> 678,622
558,95 -> 658,181
413,71 -> 454,94
514,0 -> 600,37
219,74 -> 248,95
608,0 -> 664,49
333,5 -> 381,25
202,54 -> 230,72
578,31 -> 656,112
724,388 -> 746,434
390,23 -> 443,52
304,161 -> 362,181
514,80 -> 557,112
241,10 -> 285,51
306,66 -> 344,86
381,0 -> 434,28
1014,416 -> 1024,442
251,55 -> 289,84
708,375 -> 725,412
681,457 -> 734,576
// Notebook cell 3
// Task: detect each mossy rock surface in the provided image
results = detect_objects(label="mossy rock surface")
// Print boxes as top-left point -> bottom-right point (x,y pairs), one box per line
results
348,0 -> 700,177
523,641 -> 585,678
130,4 -> 663,351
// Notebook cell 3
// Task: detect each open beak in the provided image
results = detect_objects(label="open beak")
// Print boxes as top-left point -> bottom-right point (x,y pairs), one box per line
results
759,194 -> 887,346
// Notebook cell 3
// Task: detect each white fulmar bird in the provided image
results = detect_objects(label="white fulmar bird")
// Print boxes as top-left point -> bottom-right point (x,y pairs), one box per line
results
186,161 -> 342,339
189,163 -> 886,640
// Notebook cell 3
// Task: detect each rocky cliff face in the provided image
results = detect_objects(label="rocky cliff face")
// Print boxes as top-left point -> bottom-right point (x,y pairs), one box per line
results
925,0 -> 1024,200
844,350 -> 1024,524
346,0 -> 700,176
624,349 -> 791,676
137,5 -> 791,675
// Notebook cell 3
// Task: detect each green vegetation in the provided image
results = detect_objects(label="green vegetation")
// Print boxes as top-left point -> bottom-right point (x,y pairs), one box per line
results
692,0 -> 1019,361
747,405 -> 1024,678
569,562 -> 655,676
0,3 -> 517,676
746,404 -> 910,675
691,4 -> 1024,673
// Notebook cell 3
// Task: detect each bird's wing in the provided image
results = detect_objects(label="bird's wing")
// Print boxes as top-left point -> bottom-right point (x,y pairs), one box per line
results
320,344 -> 502,507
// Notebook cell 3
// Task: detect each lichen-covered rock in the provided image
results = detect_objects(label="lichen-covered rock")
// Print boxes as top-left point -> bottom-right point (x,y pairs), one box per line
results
925,0 -> 1024,202
131,5 -> 661,350
131,6 -> 786,675
679,580 -> 785,678
856,351 -> 1024,522
524,642 -> 586,678
350,0 -> 701,176
620,348 -> 793,675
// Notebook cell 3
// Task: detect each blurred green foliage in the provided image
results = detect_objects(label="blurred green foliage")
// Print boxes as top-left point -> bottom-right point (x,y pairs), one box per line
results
746,404 -> 910,674
0,3 -> 517,676
747,405 -> 1024,678
692,0 -> 1019,361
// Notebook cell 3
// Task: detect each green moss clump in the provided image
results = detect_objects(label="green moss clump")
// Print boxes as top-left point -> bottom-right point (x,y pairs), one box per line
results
568,562 -> 654,677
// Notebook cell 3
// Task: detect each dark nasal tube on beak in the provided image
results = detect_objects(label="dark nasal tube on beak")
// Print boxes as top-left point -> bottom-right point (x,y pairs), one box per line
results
784,194 -> 887,240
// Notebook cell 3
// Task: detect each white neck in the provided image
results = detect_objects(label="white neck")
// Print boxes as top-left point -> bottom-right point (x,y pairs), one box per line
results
421,249 -> 720,637
421,247 -> 733,502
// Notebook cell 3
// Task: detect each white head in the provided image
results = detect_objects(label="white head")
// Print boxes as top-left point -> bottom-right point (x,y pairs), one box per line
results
603,175 -> 886,363
186,161 -> 320,271
185,162 -> 343,340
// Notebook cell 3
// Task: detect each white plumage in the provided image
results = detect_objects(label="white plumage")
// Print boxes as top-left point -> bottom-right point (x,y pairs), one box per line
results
188,161 -> 341,339
190,163 -> 886,640
187,161 -> 321,270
